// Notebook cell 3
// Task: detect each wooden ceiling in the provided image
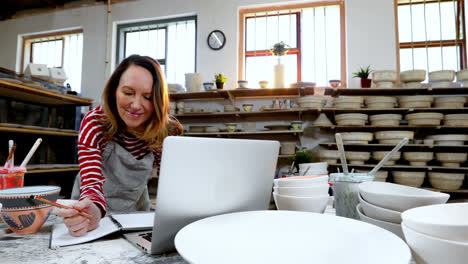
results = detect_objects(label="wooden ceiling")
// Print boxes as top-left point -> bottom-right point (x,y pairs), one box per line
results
0,0 -> 107,21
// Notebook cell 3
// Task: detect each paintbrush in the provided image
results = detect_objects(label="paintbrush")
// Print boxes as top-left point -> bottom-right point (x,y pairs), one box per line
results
3,145 -> 16,168
30,195 -> 93,219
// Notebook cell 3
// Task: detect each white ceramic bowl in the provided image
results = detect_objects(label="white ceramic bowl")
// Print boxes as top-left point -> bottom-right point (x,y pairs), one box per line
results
372,151 -> 401,165
335,113 -> 368,126
429,70 -> 455,82
298,162 -> 328,172
402,203 -> 468,243
373,70 -> 398,82
403,152 -> 433,166
345,151 -> 371,165
356,204 -> 404,240
392,171 -> 426,188
273,193 -> 329,213
402,223 -> 468,264
273,184 -> 330,197
274,175 -> 329,187
340,132 -> 373,142
358,181 -> 450,212
400,70 -> 426,83
358,193 -> 402,224
374,130 -> 414,141
428,172 -> 465,190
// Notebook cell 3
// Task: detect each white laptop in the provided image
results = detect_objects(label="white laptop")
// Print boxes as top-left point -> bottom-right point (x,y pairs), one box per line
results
124,136 -> 280,255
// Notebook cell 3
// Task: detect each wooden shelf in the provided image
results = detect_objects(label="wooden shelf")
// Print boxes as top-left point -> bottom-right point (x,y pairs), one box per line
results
310,125 -> 468,131
0,125 -> 78,136
25,164 -> 79,174
169,87 -> 468,101
329,163 -> 468,172
325,87 -> 468,96
184,130 -> 303,136
320,142 -> 468,151
0,79 -> 93,106
319,107 -> 468,113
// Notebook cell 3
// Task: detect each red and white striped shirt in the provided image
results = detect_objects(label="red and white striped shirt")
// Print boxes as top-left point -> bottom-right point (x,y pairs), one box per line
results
78,106 -> 165,214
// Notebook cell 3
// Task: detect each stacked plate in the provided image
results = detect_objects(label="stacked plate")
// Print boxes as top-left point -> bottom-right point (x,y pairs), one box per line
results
398,95 -> 433,108
443,114 -> 468,127
357,182 -> 450,240
273,175 -> 330,213
434,96 -> 466,108
334,113 -> 368,126
365,96 -> 397,109
332,96 -> 364,109
297,96 -> 326,108
426,134 -> 468,146
405,112 -> 444,126
402,203 -> 468,264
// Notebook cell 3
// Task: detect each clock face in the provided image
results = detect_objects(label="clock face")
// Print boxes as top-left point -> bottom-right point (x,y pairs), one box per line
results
207,30 -> 226,50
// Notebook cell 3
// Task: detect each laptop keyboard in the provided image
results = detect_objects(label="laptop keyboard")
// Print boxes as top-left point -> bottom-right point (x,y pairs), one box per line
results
139,232 -> 153,242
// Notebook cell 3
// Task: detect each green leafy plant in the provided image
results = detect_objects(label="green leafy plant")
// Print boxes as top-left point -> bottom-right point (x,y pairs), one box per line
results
214,73 -> 227,83
352,65 -> 372,79
290,151 -> 314,172
270,41 -> 290,56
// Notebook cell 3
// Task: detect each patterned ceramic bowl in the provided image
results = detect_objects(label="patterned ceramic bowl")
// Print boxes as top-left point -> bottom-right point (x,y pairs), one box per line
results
0,186 -> 60,234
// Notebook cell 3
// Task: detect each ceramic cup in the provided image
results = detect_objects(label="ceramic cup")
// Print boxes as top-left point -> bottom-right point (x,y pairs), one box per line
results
0,167 -> 26,189
259,81 -> 269,88
203,82 -> 214,91
242,104 -> 254,112
330,173 -> 374,220
290,121 -> 303,131
226,123 -> 237,133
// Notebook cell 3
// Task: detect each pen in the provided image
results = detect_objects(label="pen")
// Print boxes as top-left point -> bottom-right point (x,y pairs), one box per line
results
30,195 -> 94,219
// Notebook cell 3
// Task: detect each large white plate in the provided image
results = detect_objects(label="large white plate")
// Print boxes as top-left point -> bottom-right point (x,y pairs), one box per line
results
175,210 -> 411,264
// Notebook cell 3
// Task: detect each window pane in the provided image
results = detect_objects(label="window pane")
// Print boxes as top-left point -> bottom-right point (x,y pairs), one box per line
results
120,17 -> 196,85
440,2 -> 457,40
398,6 -> 412,43
246,14 -> 297,51
32,39 -> 63,68
302,6 -> 341,86
245,54 -> 297,88
125,28 -> 166,59
400,46 -> 460,81
63,34 -> 83,93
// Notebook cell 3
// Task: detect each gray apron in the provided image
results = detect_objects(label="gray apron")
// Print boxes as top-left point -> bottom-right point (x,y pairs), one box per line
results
71,140 -> 154,213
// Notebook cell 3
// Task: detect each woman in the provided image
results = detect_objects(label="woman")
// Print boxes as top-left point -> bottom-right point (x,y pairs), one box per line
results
56,55 -> 182,236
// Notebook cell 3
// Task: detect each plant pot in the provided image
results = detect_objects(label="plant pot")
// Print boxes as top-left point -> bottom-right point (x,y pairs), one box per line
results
216,82 -> 224,89
361,78 -> 372,88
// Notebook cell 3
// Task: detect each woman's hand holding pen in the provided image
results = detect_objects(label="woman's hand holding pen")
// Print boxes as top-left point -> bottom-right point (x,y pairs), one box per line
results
55,198 -> 102,237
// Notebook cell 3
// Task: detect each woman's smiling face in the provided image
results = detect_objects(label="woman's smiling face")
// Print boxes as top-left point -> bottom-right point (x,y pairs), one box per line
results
115,65 -> 155,131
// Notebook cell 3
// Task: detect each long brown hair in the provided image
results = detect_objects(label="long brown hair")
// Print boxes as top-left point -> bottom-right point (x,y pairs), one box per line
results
100,55 -> 182,149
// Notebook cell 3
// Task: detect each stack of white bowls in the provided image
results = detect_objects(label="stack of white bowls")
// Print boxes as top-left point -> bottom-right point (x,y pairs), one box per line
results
434,96 -> 466,108
443,114 -> 468,127
333,96 -> 363,109
357,182 -> 450,240
365,96 -> 397,109
297,96 -> 326,108
273,175 -> 330,213
373,70 -> 398,88
400,70 -> 426,88
402,203 -> 468,264
429,70 -> 456,88
334,113 -> 368,126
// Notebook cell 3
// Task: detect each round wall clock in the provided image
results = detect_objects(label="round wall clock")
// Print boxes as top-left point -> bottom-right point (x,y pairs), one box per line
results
207,30 -> 226,50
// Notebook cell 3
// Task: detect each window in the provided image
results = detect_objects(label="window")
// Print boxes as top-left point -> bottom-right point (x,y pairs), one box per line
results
22,30 -> 83,92
397,0 -> 466,76
117,16 -> 197,85
239,2 -> 345,87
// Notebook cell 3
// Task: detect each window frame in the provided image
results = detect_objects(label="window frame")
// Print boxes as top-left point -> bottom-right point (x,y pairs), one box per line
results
395,0 -> 467,72
21,29 -> 83,74
116,15 -> 197,73
238,1 -> 347,87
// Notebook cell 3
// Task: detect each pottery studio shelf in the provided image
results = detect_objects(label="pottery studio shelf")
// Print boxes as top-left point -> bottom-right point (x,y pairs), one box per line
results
329,163 -> 468,172
0,79 -> 93,106
169,87 -> 468,101
184,130 -> 303,137
25,164 -> 80,174
310,125 -> 468,131
0,124 -> 78,136
320,142 -> 468,152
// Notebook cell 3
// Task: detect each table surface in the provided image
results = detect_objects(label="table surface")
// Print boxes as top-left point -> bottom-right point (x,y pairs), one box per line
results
0,207 -> 415,264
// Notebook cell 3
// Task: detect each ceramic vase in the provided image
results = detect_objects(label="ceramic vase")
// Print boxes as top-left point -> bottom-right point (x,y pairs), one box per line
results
274,57 -> 285,88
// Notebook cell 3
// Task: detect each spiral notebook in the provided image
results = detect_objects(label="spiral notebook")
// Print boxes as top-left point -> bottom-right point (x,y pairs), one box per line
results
50,212 -> 154,249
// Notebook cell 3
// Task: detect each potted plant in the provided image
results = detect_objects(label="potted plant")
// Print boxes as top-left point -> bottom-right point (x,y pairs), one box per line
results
270,41 -> 290,56
353,65 -> 373,88
214,73 -> 227,89
290,151 -> 314,173
270,41 -> 290,88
